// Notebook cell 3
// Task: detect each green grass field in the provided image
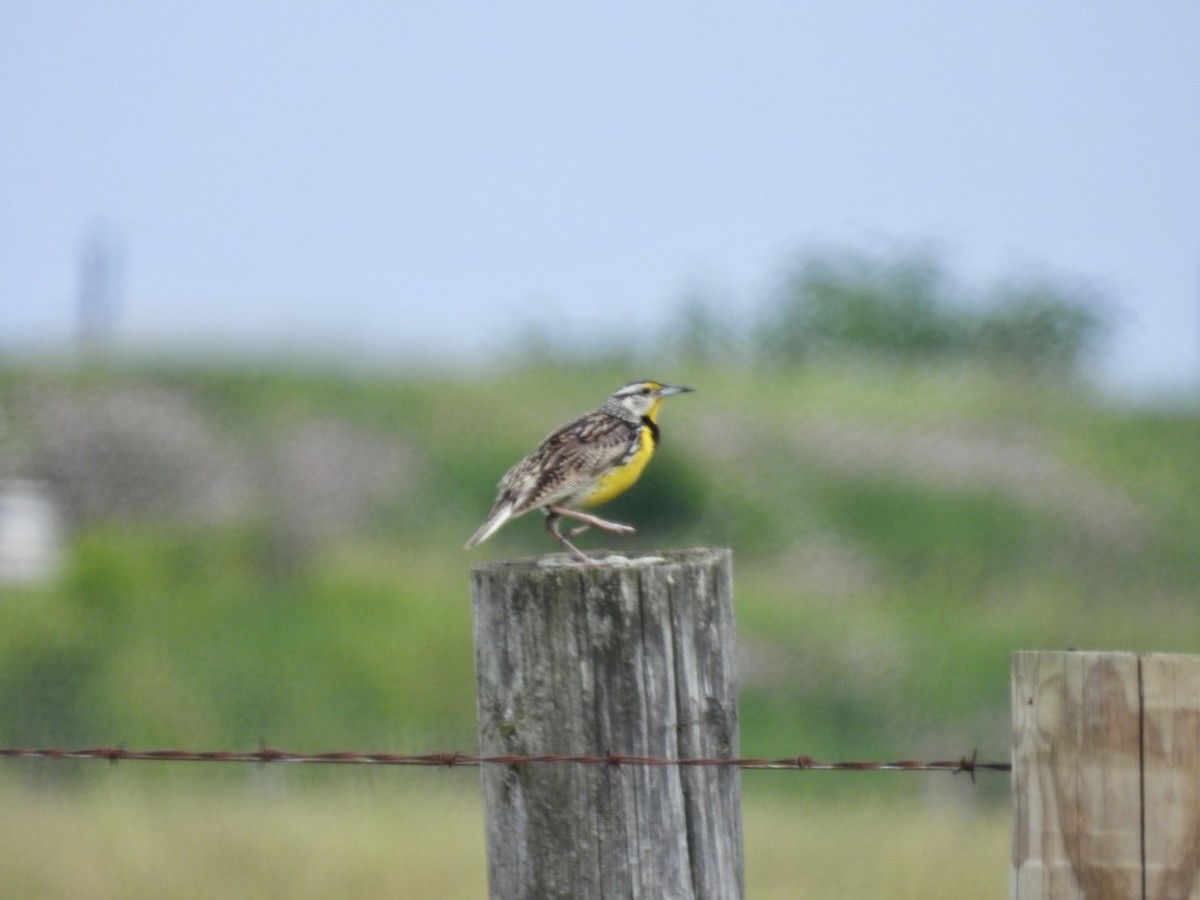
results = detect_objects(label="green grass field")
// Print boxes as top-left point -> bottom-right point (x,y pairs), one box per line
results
4,359 -> 1195,757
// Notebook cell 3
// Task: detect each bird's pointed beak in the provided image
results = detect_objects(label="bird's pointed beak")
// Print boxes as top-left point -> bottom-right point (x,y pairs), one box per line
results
657,384 -> 695,397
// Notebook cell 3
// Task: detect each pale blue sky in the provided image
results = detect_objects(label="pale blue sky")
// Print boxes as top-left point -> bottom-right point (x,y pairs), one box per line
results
3,3 -> 1198,391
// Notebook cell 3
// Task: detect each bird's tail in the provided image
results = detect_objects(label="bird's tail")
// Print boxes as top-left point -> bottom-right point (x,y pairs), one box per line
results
464,503 -> 514,549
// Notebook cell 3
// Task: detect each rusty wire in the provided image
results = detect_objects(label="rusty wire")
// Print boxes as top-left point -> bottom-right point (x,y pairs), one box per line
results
0,746 -> 1010,776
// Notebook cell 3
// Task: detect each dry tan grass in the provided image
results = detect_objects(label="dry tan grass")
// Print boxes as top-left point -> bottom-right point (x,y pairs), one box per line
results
0,777 -> 487,900
0,777 -> 1009,898
745,796 -> 1009,899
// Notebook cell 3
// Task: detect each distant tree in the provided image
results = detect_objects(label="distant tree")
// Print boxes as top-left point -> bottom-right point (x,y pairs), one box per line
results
974,276 -> 1110,371
756,245 -> 964,363
754,244 -> 1110,372
670,284 -> 742,366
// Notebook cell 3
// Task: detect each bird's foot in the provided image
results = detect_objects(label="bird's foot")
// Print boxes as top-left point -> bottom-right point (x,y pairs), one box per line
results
545,506 -> 637,563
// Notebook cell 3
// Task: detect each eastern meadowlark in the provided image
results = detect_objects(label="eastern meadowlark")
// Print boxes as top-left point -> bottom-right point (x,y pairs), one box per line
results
465,379 -> 695,563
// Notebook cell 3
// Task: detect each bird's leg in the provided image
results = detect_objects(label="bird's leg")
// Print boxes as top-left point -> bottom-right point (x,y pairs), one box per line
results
547,505 -> 637,538
544,511 -> 594,565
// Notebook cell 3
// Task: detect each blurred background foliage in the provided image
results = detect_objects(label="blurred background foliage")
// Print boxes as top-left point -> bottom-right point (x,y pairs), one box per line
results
0,243 -> 1195,801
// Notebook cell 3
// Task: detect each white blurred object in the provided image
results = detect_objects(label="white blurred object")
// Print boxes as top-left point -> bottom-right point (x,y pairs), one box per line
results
0,480 -> 62,585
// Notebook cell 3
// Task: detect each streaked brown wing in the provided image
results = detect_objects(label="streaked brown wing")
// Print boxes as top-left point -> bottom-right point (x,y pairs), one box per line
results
499,413 -> 635,515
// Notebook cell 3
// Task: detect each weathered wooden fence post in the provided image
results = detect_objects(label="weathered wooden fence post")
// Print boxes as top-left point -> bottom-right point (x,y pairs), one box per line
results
1011,650 -> 1200,899
472,548 -> 743,900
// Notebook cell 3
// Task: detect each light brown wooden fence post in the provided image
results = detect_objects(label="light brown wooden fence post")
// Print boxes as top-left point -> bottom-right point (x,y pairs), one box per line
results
472,548 -> 743,900
1011,650 -> 1200,899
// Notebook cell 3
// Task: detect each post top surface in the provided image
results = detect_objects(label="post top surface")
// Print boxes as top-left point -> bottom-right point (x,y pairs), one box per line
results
470,546 -> 730,574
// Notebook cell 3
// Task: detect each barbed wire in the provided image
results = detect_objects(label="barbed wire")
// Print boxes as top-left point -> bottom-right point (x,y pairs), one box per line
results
0,746 -> 1009,777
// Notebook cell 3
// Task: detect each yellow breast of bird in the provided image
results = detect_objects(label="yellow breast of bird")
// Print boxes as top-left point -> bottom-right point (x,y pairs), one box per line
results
573,422 -> 656,509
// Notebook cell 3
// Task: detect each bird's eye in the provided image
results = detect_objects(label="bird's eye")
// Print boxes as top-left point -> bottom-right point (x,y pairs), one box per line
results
639,386 -> 651,395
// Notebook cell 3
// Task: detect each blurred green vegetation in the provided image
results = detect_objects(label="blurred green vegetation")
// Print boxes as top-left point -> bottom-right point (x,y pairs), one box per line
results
1,351 -> 1196,788
0,245 -> 1194,804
